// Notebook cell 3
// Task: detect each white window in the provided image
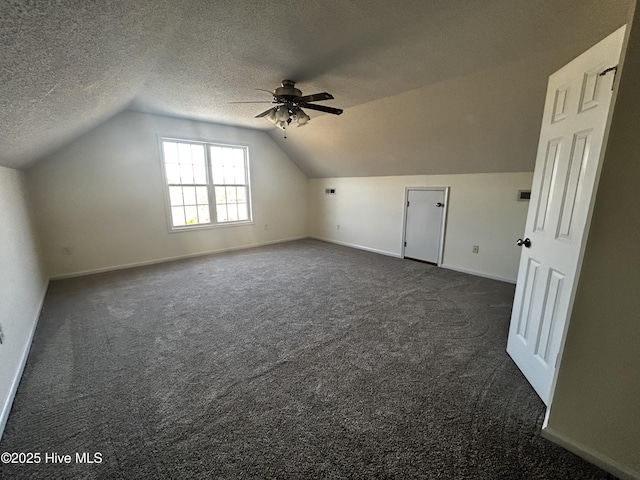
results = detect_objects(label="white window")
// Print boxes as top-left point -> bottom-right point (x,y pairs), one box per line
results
160,138 -> 251,229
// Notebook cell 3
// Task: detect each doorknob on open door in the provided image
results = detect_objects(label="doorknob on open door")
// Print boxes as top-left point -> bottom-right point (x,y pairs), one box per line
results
436,202 -> 444,207
516,238 -> 532,248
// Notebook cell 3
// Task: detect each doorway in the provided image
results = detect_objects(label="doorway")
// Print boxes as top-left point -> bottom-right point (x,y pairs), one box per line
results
402,187 -> 449,265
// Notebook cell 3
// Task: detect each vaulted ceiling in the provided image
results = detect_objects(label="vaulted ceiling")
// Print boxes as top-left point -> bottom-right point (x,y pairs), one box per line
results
1,0 -> 632,176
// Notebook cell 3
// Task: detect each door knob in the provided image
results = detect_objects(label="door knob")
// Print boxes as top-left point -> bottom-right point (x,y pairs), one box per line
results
436,202 -> 444,207
516,238 -> 532,248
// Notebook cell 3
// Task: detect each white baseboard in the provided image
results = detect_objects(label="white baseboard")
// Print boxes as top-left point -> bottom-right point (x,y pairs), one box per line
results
50,236 -> 309,280
310,236 -> 401,259
541,423 -> 640,480
440,264 -> 516,284
311,239 -> 518,284
0,281 -> 49,440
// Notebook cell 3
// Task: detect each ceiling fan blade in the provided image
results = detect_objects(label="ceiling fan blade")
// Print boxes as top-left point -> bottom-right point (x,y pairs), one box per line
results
297,92 -> 334,103
299,103 -> 343,115
230,101 -> 275,104
255,107 -> 276,118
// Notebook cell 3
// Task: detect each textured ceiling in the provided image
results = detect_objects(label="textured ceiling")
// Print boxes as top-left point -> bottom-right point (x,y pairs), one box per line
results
0,0 -> 632,174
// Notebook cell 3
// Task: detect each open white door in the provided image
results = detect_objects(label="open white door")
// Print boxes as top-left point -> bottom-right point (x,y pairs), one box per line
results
507,26 -> 626,405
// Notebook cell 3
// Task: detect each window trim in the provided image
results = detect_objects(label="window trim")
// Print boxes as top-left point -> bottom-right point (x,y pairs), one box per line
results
158,135 -> 254,233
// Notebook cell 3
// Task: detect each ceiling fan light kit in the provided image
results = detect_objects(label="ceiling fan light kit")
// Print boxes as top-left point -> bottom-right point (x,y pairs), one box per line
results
275,106 -> 290,122
296,110 -> 310,125
238,80 -> 343,136
265,105 -> 311,130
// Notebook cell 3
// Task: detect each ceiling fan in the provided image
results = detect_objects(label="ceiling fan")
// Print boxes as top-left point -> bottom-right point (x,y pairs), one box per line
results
233,80 -> 343,130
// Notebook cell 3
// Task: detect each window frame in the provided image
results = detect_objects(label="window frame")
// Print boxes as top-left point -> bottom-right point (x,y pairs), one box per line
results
158,135 -> 253,232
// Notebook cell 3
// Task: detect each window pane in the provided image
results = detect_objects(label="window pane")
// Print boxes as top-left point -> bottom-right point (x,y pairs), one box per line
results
223,165 -> 234,184
183,186 -> 196,205
211,162 -> 224,184
172,207 -> 185,226
226,203 -> 239,221
178,143 -> 192,164
193,165 -> 207,184
232,149 -> 245,183
180,164 -> 194,184
222,147 -> 234,165
165,164 -> 181,184
236,166 -> 245,184
163,142 -> 178,163
232,147 -> 245,164
226,186 -> 237,203
195,186 -> 208,205
215,186 -> 227,204
184,205 -> 198,225
228,170 -> 236,185
210,146 -> 222,161
210,146 -> 223,182
198,205 -> 210,223
237,186 -> 247,203
237,203 -> 248,221
222,148 -> 234,183
216,205 -> 228,223
169,186 -> 183,206
191,144 -> 205,165
234,167 -> 245,185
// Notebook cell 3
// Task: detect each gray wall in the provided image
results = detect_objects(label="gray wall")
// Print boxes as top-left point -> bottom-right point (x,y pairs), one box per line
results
309,173 -> 532,283
27,111 -> 310,278
0,167 -> 47,437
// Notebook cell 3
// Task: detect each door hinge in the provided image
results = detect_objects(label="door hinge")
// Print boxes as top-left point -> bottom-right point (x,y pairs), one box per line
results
404,241 -> 407,247
407,201 -> 410,207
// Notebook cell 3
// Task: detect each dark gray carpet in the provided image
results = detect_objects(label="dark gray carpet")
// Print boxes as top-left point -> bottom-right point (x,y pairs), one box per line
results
0,239 -> 614,479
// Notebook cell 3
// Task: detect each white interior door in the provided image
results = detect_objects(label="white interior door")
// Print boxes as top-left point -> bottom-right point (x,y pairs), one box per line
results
507,26 -> 626,405
403,188 -> 448,264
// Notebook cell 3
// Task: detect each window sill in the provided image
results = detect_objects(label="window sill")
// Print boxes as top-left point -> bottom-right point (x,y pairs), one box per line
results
168,220 -> 254,233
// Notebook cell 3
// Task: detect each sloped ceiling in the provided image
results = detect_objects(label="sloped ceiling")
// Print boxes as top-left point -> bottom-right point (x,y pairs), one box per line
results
1,0 -> 632,175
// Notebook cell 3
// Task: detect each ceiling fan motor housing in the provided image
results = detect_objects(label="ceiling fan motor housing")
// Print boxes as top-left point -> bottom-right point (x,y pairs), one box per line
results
274,80 -> 302,100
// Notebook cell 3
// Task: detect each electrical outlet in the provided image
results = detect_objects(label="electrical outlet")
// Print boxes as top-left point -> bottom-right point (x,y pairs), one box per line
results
336,224 -> 340,230
264,224 -> 269,230
472,245 -> 479,254
62,246 -> 72,255
0,323 -> 4,344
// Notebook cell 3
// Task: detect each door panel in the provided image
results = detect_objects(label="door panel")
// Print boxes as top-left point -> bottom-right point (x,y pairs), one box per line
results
507,26 -> 625,405
557,130 -> 592,239
535,268 -> 565,364
516,258 -> 541,342
534,138 -> 562,233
